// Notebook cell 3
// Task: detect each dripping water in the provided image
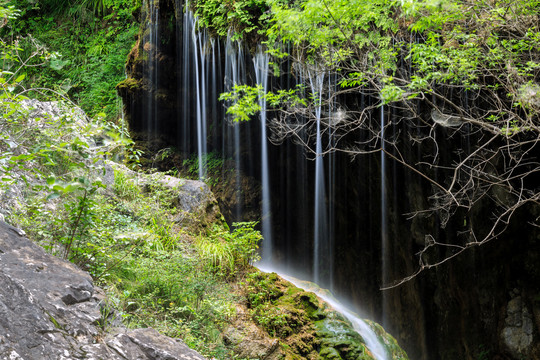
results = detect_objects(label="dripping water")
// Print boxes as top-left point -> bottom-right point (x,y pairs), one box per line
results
380,104 -> 389,327
307,68 -> 328,286
326,72 -> 336,291
223,32 -> 247,220
253,46 -> 273,263
192,23 -> 209,179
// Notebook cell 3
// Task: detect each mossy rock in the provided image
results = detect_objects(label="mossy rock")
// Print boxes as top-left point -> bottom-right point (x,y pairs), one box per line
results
364,320 -> 409,360
315,315 -> 372,360
243,271 -> 386,360
319,347 -> 343,359
116,78 -> 141,91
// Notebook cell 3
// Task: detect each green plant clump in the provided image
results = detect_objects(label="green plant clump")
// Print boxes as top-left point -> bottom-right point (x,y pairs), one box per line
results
193,0 -> 271,40
196,221 -> 262,277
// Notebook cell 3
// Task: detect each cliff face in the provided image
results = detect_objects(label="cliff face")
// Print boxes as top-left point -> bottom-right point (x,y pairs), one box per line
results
117,1 -> 540,359
0,219 -> 207,360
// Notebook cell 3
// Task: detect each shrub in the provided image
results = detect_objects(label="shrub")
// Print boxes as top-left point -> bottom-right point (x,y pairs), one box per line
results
195,222 -> 262,277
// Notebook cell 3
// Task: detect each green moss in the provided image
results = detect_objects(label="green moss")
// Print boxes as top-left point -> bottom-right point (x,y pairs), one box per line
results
116,78 -> 141,91
364,320 -> 409,360
315,315 -> 370,360
244,271 -> 381,359
319,347 -> 342,359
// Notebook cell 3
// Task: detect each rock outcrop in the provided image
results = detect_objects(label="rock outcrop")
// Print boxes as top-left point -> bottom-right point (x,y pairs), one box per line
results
0,220 -> 206,360
225,271 -> 409,360
105,161 -> 226,231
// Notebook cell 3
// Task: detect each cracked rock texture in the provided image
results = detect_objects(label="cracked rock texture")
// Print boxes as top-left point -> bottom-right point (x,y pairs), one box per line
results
502,294 -> 534,359
0,220 -> 206,360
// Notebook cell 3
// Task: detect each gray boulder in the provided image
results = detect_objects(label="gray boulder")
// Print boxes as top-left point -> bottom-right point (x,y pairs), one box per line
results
106,161 -> 225,231
0,220 -> 206,360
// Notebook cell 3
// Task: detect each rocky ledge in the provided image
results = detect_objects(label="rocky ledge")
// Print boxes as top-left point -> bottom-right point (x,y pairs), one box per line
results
0,220 -> 206,360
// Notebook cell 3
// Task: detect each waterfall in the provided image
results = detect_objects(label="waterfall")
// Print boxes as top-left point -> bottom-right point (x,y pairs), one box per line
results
223,31 -> 247,220
307,68 -> 328,286
253,46 -> 273,263
180,3 -> 192,154
138,6 -> 401,357
180,8 -> 224,180
192,23 -> 209,179
326,73 -> 336,291
380,104 -> 389,327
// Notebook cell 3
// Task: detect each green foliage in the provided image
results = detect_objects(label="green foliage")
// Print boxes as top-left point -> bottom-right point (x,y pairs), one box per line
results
219,84 -> 306,122
4,0 -> 139,120
148,215 -> 179,252
193,0 -> 271,39
1,4 -> 253,358
196,222 -> 262,277
13,164 -> 243,357
182,151 -> 225,187
113,169 -> 140,200
266,0 -> 398,69
45,176 -> 106,260
222,0 -> 539,136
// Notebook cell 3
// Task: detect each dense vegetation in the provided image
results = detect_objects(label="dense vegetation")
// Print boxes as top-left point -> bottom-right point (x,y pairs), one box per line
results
2,0 -> 139,120
0,2 -> 262,357
2,0 -> 538,357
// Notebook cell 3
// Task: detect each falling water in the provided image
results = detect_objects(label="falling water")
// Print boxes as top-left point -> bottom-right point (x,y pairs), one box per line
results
223,32 -> 247,220
380,104 -> 389,327
144,0 -> 159,135
326,73 -> 336,291
316,292 -> 388,360
253,46 -> 273,263
307,68 -> 328,286
139,8 -> 401,356
179,2 -> 190,154
191,23 -> 209,179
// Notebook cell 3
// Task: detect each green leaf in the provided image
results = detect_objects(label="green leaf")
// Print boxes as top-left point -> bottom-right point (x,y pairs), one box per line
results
46,193 -> 61,200
52,184 -> 65,192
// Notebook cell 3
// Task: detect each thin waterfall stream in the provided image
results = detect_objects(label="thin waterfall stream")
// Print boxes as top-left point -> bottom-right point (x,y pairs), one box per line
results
192,23 -> 208,179
307,68 -> 328,286
380,104 -> 389,328
223,31 -> 246,221
254,46 -> 273,263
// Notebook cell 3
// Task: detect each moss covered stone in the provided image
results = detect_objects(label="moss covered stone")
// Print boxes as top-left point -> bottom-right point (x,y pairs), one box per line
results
116,78 -> 141,91
242,270 -> 408,360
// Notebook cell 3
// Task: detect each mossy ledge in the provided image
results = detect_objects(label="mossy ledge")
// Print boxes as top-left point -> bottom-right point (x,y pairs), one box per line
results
229,270 -> 409,360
